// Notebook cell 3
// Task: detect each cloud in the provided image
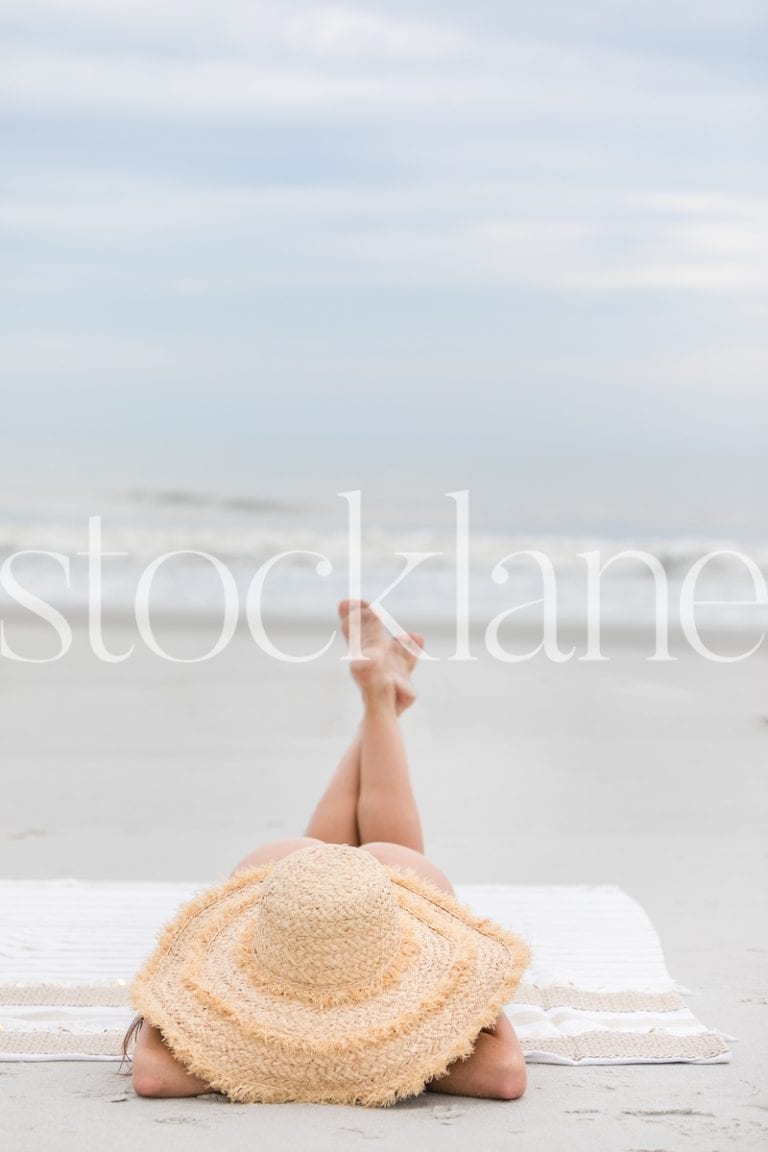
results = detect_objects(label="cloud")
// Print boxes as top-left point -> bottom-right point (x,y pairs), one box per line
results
2,1 -> 469,62
0,53 -> 457,116
4,170 -> 765,295
2,0 -> 764,124
1,0 -> 766,506
280,5 -> 467,58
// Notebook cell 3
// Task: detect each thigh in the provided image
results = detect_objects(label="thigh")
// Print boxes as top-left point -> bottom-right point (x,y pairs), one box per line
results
360,841 -> 455,895
230,837 -> 323,875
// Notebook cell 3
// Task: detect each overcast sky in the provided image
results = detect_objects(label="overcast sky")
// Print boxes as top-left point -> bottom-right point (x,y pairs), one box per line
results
1,1 -> 766,536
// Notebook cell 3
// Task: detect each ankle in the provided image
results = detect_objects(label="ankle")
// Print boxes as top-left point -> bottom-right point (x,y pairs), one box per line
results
361,681 -> 398,712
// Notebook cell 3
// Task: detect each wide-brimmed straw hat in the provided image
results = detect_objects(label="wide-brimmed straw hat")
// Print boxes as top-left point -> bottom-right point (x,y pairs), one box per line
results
130,843 -> 530,1106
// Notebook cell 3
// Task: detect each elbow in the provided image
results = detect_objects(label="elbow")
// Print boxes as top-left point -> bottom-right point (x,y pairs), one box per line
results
495,1057 -> 527,1101
130,1048 -> 211,1099
132,1071 -> 165,1098
132,1063 -> 171,1098
131,1054 -> 174,1099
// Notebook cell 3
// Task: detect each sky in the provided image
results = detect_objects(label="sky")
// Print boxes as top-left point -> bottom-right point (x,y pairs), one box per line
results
1,0 -> 767,537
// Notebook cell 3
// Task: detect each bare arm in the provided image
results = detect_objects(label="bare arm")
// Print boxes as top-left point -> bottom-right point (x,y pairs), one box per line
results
425,1011 -> 527,1101
131,1019 -> 215,1098
362,852 -> 527,1101
130,1010 -> 525,1101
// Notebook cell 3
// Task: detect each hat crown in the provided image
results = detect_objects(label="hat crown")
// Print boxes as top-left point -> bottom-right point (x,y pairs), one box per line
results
252,844 -> 401,995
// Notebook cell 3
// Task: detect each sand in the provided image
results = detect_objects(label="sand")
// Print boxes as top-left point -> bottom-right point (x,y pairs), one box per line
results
1,619 -> 767,1151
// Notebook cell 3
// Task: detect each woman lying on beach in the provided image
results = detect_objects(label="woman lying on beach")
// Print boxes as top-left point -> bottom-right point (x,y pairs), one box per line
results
124,600 -> 530,1106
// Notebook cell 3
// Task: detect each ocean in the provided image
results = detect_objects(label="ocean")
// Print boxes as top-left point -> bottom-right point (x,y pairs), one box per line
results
1,488 -> 766,637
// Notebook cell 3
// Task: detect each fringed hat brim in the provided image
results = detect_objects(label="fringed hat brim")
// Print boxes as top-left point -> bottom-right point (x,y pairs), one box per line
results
130,860 -> 531,1106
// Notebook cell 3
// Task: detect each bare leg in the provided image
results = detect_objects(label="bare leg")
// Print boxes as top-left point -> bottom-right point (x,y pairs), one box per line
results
357,679 -> 424,852
303,731 -> 362,845
348,602 -> 425,854
303,600 -> 424,846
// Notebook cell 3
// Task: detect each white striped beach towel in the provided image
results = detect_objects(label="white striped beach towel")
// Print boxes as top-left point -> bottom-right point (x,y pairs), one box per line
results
0,880 -> 730,1065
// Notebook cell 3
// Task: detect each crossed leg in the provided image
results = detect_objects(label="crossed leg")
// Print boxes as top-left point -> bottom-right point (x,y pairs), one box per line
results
231,601 -> 452,892
231,605 -> 449,902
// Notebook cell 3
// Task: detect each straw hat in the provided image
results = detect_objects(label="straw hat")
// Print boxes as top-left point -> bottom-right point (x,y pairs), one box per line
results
130,843 -> 530,1106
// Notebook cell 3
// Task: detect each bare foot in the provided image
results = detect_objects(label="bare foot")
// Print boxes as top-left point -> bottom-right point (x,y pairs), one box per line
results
338,600 -> 424,713
388,630 -> 425,713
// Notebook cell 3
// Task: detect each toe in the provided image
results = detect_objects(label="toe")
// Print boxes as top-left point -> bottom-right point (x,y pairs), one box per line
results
395,633 -> 424,658
338,598 -> 372,621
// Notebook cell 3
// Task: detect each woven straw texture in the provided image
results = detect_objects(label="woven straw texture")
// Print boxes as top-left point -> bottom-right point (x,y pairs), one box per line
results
130,844 -> 531,1106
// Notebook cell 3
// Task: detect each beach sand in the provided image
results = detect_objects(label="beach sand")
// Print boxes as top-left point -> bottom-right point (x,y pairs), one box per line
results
1,619 -> 767,1151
